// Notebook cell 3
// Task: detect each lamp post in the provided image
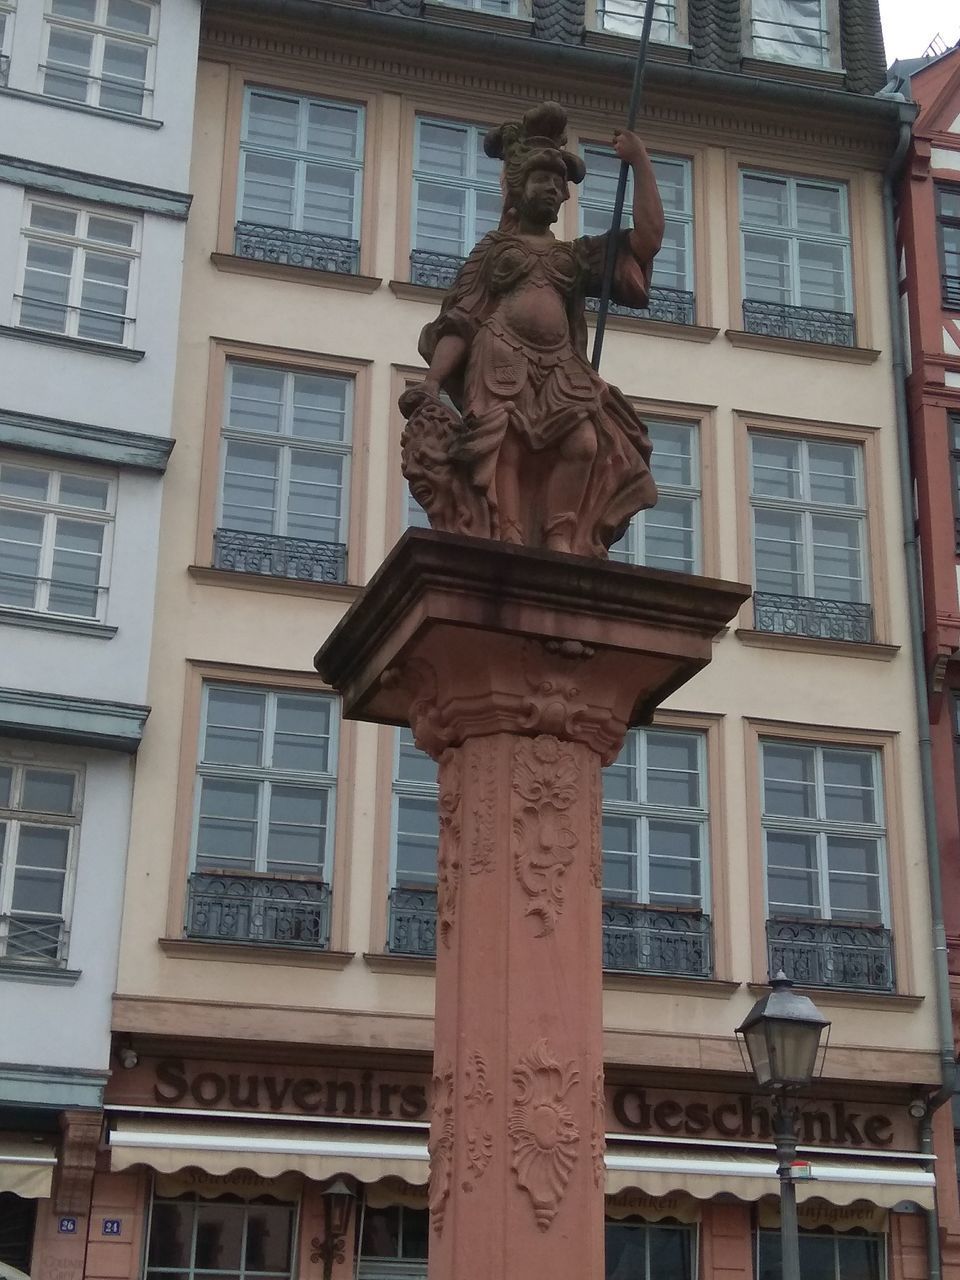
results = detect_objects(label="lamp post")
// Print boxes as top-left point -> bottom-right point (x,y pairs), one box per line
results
735,971 -> 831,1280
310,1179 -> 357,1280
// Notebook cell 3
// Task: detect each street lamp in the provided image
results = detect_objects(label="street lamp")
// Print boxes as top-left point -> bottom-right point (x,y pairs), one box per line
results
736,971 -> 831,1280
310,1178 -> 358,1280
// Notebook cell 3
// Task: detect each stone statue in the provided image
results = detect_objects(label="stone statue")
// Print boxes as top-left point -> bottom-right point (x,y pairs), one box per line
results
399,101 -> 664,558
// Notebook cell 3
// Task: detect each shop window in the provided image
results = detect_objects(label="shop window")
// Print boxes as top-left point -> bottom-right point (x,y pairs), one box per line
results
593,0 -> 678,42
41,0 -> 158,116
16,199 -> 140,347
757,1228 -> 884,1279
214,361 -> 353,585
750,433 -> 871,643
145,1193 -> 296,1280
0,1192 -> 36,1271
236,88 -> 364,274
749,0 -> 830,67
0,760 -> 82,966
357,1202 -> 429,1278
605,1218 -> 695,1278
608,419 -> 700,572
0,0 -> 15,85
740,171 -> 853,346
410,117 -> 500,290
938,186 -> 960,309
580,149 -> 694,325
760,738 -> 894,991
185,684 -> 338,950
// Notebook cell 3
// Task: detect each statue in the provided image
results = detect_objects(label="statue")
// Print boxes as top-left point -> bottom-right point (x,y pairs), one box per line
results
399,101 -> 665,559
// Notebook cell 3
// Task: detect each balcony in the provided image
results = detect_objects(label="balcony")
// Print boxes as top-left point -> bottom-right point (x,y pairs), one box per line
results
233,223 -> 360,275
742,299 -> 855,347
213,529 -> 347,585
0,915 -> 65,965
753,592 -> 873,644
943,275 -> 960,310
185,871 -> 331,949
585,287 -> 696,327
386,888 -> 713,977
409,250 -> 464,291
767,918 -> 894,993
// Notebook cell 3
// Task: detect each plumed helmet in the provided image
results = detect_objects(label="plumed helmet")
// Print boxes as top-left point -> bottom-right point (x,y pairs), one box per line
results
484,101 -> 586,203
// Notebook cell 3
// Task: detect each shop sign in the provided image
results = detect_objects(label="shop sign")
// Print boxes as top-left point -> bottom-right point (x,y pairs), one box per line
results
758,1201 -> 888,1233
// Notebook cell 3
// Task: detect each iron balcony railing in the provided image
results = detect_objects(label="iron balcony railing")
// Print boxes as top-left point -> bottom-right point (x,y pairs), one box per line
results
213,529 -> 347,585
387,887 -> 712,977
942,275 -> 960,309
234,223 -> 360,275
0,914 -> 66,965
753,592 -> 874,644
185,871 -> 331,949
742,298 -> 856,347
767,917 -> 894,993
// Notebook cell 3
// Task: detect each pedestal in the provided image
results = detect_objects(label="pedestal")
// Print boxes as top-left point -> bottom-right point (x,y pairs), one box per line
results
316,531 -> 749,1280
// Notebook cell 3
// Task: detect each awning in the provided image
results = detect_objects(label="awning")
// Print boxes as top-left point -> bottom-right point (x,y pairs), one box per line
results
0,1140 -> 57,1198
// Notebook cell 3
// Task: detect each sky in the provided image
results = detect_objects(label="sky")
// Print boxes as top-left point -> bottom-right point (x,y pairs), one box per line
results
879,0 -> 959,61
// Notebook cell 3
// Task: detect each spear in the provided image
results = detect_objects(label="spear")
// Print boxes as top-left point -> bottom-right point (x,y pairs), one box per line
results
590,0 -> 658,371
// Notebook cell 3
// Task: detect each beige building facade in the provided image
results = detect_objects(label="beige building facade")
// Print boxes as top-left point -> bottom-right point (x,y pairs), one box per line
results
86,1 -> 956,1277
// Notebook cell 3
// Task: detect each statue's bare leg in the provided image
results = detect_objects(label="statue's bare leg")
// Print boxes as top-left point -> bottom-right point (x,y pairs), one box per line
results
543,420 -> 597,553
496,429 -> 524,544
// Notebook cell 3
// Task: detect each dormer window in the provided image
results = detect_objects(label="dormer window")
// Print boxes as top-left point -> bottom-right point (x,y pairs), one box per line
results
749,0 -> 829,67
595,0 -> 677,42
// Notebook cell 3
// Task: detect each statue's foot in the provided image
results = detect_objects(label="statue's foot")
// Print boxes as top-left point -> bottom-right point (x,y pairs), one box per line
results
501,518 -> 524,545
543,513 -> 577,554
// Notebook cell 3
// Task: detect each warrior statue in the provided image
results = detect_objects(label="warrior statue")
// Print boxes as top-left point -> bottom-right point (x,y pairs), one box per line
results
398,101 -> 664,558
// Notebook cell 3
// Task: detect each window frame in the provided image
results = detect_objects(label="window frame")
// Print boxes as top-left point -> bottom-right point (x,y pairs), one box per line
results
950,413 -> 960,555
936,184 -> 960,310
604,1218 -> 699,1280
739,168 -> 853,315
144,1190 -> 300,1280
0,453 -> 116,622
609,416 -> 702,573
431,0 -> 520,13
755,1227 -> 886,1279
236,85 -> 366,243
40,0 -> 159,118
0,0 -> 15,84
590,0 -> 683,43
0,758 -> 84,967
357,1199 -> 430,1269
746,0 -> 831,69
217,359 -> 354,552
389,726 -> 439,890
410,115 -> 500,266
189,682 -> 340,883
16,196 -> 141,348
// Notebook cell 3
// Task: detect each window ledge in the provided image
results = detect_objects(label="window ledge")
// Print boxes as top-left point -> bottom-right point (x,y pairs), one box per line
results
582,30 -> 692,62
746,981 -> 922,1012
422,2 -> 534,35
0,85 -> 163,128
211,253 -> 382,294
724,329 -> 879,364
739,57 -> 846,89
587,314 -> 719,344
364,951 -> 437,975
0,607 -> 117,639
160,938 -> 355,969
736,629 -> 899,662
0,961 -> 81,985
603,971 -> 740,997
389,279 -> 446,303
188,564 -> 362,602
0,325 -> 144,361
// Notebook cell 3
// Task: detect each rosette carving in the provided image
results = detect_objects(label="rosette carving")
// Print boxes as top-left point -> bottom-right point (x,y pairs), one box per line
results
429,1063 -> 455,1235
508,1040 -> 580,1230
464,1050 -> 494,1180
436,748 -> 463,947
511,735 -> 579,935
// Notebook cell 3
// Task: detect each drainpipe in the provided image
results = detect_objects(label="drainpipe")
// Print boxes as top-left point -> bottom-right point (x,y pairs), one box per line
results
882,93 -> 956,1279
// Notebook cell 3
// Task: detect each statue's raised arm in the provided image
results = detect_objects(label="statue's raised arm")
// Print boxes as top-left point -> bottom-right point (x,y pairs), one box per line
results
399,101 -> 663,559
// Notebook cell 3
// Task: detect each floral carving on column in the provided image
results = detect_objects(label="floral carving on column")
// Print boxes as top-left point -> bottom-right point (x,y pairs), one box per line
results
469,738 -> 496,875
436,748 -> 463,948
591,1069 -> 606,1190
511,735 -> 579,936
509,1039 -> 580,1230
589,757 -> 603,891
429,1063 -> 455,1235
464,1050 -> 494,1181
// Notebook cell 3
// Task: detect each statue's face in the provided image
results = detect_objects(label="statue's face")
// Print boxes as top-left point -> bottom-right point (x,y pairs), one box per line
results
520,168 -> 566,225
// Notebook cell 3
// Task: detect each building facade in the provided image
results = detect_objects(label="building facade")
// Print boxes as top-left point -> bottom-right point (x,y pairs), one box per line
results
0,0 -> 200,1273
101,0 -> 955,1277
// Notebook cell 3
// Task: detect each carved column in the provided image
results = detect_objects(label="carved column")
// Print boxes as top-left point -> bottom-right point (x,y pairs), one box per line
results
316,530 -> 748,1280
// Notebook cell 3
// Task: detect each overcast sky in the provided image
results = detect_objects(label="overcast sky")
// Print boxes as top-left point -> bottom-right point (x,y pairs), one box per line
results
879,0 -> 959,61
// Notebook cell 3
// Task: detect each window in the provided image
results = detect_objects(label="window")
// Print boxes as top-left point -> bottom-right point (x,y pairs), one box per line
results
42,0 -> 157,116
937,186 -> 960,309
750,433 -> 871,642
605,1220 -> 695,1279
146,1194 -> 296,1280
757,1229 -> 883,1280
581,149 -> 694,324
749,0 -> 829,66
0,1 -> 15,85
358,1203 -> 428,1279
436,0 -> 518,12
17,200 -> 139,346
215,362 -> 352,583
0,1192 -> 36,1272
594,0 -> 677,41
192,685 -> 338,880
608,419 -> 700,572
761,739 -> 886,924
0,458 -> 113,620
410,117 -> 500,286
391,728 -> 439,889
740,171 -> 853,345
0,761 -> 81,965
236,88 -> 364,273
951,415 -> 960,554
